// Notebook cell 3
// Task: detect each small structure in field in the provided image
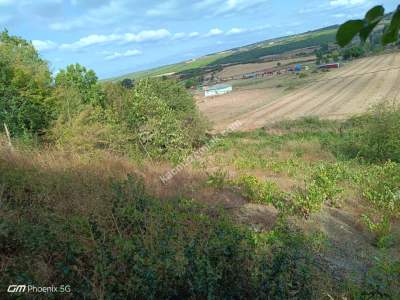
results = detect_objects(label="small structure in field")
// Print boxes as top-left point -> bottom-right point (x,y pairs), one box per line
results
318,63 -> 340,69
204,84 -> 233,97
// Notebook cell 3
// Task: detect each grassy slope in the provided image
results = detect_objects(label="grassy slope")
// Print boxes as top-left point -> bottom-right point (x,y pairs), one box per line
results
1,115 -> 399,298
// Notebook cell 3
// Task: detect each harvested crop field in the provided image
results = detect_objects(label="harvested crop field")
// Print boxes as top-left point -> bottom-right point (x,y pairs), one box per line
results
199,52 -> 400,131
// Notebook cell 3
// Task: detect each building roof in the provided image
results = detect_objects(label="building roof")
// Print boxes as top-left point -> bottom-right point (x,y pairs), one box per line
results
206,83 -> 232,91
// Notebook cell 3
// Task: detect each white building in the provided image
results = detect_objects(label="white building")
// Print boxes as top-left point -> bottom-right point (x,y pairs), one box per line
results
204,84 -> 232,97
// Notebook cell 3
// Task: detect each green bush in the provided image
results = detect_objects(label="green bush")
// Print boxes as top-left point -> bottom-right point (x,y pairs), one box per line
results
55,63 -> 105,108
330,104 -> 400,163
350,254 -> 400,299
253,225 -> 318,299
206,169 -> 228,190
359,162 -> 400,240
51,77 -> 208,162
341,46 -> 365,60
231,175 -> 286,208
114,78 -> 205,161
292,163 -> 344,218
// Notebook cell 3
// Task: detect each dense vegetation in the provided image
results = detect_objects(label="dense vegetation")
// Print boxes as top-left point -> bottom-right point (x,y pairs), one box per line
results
0,152 -> 327,299
1,29 -> 400,299
0,31 -> 207,162
0,30 -> 53,137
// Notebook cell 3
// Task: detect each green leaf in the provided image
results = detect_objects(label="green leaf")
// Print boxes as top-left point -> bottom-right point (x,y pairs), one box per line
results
360,21 -> 379,42
365,5 -> 385,23
336,20 -> 364,47
383,7 -> 400,45
359,5 -> 385,42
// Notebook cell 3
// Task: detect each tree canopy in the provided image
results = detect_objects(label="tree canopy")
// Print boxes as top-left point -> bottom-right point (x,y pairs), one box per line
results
0,30 -> 52,136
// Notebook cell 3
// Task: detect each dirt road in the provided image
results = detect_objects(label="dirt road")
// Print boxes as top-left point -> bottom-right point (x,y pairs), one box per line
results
199,52 -> 400,131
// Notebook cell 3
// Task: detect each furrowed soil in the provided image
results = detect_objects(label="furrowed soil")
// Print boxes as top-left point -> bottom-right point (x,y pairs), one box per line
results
198,52 -> 400,131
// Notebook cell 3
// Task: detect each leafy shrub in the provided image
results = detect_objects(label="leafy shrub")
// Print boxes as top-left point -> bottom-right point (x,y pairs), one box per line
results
119,79 -> 193,161
330,104 -> 400,163
351,254 -> 400,299
252,224 -> 322,300
341,46 -> 365,60
231,175 -> 286,208
51,77 -> 208,162
361,163 -> 400,209
55,63 -> 105,107
359,162 -> 400,240
51,106 -> 141,157
206,169 -> 228,190
292,163 -> 344,218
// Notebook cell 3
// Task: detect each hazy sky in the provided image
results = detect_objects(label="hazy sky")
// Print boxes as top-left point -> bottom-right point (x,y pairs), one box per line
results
1,0 -> 398,78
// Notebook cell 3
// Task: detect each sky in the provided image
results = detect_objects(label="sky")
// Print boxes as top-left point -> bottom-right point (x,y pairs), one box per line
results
0,0 -> 399,79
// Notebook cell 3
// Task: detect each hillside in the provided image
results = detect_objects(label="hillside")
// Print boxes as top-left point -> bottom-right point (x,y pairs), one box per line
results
2,8 -> 400,299
111,26 -> 338,81
112,12 -> 396,82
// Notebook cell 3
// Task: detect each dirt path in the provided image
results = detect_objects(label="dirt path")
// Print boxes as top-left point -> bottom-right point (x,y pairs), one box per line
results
199,52 -> 400,131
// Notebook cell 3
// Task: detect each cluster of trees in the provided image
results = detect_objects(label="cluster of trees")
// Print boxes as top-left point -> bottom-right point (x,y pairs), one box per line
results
315,44 -> 339,64
315,44 -> 367,64
0,30 -> 207,161
0,30 -> 53,137
341,46 -> 366,60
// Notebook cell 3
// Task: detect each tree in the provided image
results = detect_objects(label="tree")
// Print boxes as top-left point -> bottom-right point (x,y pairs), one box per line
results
121,78 -> 134,89
337,5 -> 400,47
0,30 -> 53,136
55,64 -> 104,107
185,78 -> 196,89
341,46 -> 365,60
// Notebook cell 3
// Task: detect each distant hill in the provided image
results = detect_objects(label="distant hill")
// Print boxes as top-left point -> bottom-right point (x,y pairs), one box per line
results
110,10 -> 398,82
109,25 -> 341,82
110,25 -> 338,81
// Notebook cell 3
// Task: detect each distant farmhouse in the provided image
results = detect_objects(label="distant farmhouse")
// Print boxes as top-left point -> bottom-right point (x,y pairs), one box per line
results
204,84 -> 233,97
318,63 -> 340,69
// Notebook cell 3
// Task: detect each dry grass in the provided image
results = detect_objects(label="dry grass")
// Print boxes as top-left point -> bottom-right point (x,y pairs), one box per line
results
0,140 -> 240,213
